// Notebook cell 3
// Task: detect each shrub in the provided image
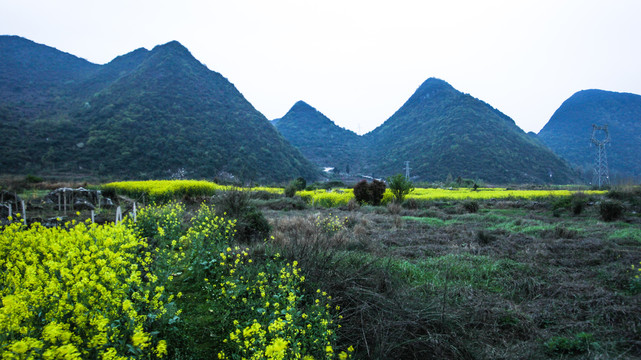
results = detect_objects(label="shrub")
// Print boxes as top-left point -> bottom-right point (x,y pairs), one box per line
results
213,190 -> 270,242
571,192 -> 587,215
387,174 -> 414,204
463,200 -> 480,213
293,177 -> 307,191
284,182 -> 298,198
600,200 -> 624,222
370,180 -> 386,206
353,180 -> 370,205
403,198 -> 419,210
387,202 -> 401,215
476,230 -> 495,245
24,174 -> 43,183
353,180 -> 386,206
284,178 -> 307,198
346,198 -> 360,211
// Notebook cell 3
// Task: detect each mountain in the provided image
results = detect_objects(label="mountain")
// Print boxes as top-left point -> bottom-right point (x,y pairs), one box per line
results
363,78 -> 577,184
0,36 -> 319,182
272,101 -> 364,174
538,89 -> 641,181
0,35 -> 98,116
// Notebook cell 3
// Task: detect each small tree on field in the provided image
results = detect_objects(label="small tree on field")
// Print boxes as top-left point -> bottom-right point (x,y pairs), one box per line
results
387,174 -> 414,204
284,177 -> 307,197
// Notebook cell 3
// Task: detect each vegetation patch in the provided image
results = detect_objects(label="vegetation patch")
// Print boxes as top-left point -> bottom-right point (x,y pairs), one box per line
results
402,216 -> 458,227
608,225 -> 641,243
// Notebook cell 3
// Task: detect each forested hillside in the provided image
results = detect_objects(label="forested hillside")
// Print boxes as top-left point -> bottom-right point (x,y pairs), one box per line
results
538,89 -> 641,182
0,36 -> 319,182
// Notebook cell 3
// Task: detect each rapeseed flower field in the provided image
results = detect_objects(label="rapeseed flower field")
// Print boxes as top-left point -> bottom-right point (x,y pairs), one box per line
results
0,220 -> 173,359
103,179 -> 604,207
1,203 -> 349,359
103,180 -> 282,202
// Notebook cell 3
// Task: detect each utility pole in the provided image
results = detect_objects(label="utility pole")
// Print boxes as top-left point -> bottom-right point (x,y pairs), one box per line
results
591,124 -> 610,188
404,161 -> 411,179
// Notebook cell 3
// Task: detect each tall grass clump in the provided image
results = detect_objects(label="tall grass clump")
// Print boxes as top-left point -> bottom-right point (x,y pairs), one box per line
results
600,200 -> 624,222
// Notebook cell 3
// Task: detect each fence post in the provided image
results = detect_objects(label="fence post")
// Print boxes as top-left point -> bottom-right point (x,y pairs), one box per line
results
21,200 -> 26,225
133,202 -> 137,223
91,210 -> 95,224
63,189 -> 67,215
115,206 -> 122,224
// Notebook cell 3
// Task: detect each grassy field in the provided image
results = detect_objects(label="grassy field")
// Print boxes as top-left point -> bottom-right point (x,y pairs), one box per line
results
2,181 -> 640,359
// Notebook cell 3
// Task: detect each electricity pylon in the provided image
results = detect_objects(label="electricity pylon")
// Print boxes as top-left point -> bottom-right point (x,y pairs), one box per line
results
591,124 -> 610,188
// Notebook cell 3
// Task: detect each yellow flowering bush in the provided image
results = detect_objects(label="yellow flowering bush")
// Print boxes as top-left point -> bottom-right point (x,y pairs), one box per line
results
208,250 -> 350,359
0,221 -> 175,359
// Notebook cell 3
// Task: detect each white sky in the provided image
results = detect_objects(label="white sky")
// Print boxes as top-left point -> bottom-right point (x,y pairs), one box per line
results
2,0 -> 640,134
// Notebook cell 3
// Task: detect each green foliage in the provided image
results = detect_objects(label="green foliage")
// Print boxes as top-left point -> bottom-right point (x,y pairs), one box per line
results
284,183 -> 298,198
213,189 -> 270,243
600,200 -> 624,222
293,177 -> 307,191
387,174 -> 414,204
24,174 -> 43,183
284,177 -> 306,198
544,332 -> 596,355
571,193 -> 587,215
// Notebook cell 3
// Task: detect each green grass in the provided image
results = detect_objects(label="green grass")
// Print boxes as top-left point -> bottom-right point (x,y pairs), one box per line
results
608,225 -> 641,243
341,251 -> 529,294
402,216 -> 459,227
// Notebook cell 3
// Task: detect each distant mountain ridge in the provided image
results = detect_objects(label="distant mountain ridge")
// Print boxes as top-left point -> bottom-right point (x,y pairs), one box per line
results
272,101 -> 364,174
361,78 -> 577,184
274,78 -> 578,184
538,89 -> 641,181
0,36 -> 319,182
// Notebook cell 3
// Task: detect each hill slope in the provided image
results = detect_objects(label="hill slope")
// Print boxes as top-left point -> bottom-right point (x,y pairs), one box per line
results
272,101 -> 364,174
363,78 -> 577,184
538,89 -> 641,181
0,36 -> 319,182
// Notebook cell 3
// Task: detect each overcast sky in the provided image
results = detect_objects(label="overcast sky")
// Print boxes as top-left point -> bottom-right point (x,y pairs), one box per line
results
2,0 -> 640,134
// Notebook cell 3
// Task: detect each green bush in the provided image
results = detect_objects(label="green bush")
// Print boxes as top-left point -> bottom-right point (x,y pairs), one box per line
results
463,200 -> 480,213
387,174 -> 414,204
284,183 -> 298,198
571,193 -> 587,215
213,190 -> 270,242
600,200 -> 624,222
24,174 -> 44,183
